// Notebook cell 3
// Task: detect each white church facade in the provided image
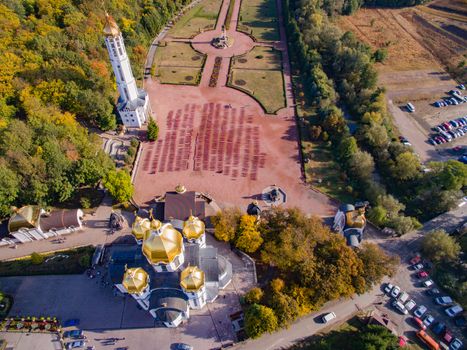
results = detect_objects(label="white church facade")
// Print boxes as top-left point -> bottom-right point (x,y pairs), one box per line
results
103,13 -> 151,128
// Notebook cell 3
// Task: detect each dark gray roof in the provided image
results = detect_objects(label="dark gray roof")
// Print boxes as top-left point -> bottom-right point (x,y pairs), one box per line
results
117,89 -> 147,111
149,288 -> 188,311
156,309 -> 183,323
164,191 -> 205,221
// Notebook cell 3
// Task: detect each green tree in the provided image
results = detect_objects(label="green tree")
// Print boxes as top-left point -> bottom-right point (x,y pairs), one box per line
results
235,215 -> 263,253
30,252 -> 44,265
147,118 -> 159,141
103,170 -> 134,203
0,164 -> 19,218
391,152 -> 421,181
372,48 -> 388,63
244,304 -> 278,338
367,205 -> 387,226
357,242 -> 399,289
421,230 -> 461,263
347,150 -> 375,182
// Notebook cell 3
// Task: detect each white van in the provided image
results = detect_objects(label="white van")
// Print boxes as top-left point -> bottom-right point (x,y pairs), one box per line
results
322,312 -> 337,323
407,102 -> 415,112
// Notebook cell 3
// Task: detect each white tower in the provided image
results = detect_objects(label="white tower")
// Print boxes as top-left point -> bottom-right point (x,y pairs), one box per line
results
103,13 -> 150,128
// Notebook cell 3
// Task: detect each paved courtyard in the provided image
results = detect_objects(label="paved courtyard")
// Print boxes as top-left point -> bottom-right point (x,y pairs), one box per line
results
133,0 -> 336,216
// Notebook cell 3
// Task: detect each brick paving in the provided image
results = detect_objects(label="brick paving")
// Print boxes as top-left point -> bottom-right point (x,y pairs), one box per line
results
134,0 -> 336,216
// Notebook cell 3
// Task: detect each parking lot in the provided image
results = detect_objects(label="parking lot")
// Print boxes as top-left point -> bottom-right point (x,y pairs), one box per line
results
378,255 -> 465,349
391,84 -> 467,163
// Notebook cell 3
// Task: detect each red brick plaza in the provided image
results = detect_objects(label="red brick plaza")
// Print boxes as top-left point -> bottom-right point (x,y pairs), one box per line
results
133,0 -> 335,216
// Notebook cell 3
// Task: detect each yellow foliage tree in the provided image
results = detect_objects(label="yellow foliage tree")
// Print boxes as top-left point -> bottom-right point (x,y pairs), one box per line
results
235,215 -> 263,253
211,207 -> 242,242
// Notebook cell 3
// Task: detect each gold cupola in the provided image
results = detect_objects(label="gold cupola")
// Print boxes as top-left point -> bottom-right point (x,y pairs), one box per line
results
175,184 -> 187,194
180,266 -> 205,292
122,266 -> 149,294
142,223 -> 183,265
103,12 -> 120,37
182,215 -> 205,240
132,213 -> 151,241
149,208 -> 162,231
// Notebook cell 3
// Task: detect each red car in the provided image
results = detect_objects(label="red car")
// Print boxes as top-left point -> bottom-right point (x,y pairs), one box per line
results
410,255 -> 421,265
418,271 -> 429,278
443,329 -> 453,344
413,316 -> 427,330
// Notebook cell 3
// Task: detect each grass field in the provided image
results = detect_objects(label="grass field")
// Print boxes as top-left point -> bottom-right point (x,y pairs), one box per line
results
169,0 -> 223,38
238,0 -> 280,41
153,42 -> 205,85
229,47 -> 285,113
231,46 -> 282,70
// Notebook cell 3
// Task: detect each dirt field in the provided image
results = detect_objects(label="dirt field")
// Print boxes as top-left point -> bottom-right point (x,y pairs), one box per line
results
338,2 -> 467,162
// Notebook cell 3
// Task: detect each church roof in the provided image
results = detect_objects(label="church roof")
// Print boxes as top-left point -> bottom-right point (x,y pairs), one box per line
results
182,215 -> 205,240
132,216 -> 151,241
8,206 -> 42,233
180,266 -> 205,292
103,13 -> 120,37
122,266 -> 149,294
142,223 -> 183,265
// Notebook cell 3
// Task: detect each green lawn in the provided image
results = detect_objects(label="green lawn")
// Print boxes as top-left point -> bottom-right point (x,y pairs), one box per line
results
238,0 -> 280,41
0,246 -> 94,276
169,0 -> 223,38
232,46 -> 282,70
156,67 -> 202,85
153,42 -> 205,85
230,69 -> 285,113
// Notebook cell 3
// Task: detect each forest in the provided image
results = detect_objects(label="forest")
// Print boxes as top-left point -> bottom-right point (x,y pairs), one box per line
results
285,0 -> 467,230
319,0 -> 429,15
0,0 -> 190,218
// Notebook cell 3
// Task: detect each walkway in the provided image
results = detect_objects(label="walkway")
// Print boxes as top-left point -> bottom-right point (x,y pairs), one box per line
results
134,0 -> 336,217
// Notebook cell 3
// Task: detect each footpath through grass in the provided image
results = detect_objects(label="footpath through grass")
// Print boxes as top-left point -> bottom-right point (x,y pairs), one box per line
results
0,246 -> 94,276
229,47 -> 286,114
238,0 -> 280,41
169,0 -> 223,38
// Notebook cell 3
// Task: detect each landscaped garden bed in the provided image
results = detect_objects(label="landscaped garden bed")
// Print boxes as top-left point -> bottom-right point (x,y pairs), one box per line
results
0,246 -> 94,277
209,57 -> 223,87
1,316 -> 60,333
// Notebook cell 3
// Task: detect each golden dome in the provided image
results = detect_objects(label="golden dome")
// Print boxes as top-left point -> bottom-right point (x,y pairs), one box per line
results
122,267 -> 149,294
142,223 -> 183,264
8,205 -> 42,233
182,215 -> 205,240
151,218 -> 162,230
175,184 -> 187,194
132,216 -> 151,240
180,266 -> 205,292
103,13 -> 120,37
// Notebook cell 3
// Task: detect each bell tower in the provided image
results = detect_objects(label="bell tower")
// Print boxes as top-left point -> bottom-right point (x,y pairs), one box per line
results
103,13 -> 151,128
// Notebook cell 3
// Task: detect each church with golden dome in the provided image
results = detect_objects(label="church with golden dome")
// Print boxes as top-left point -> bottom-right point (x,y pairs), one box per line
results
108,190 -> 232,327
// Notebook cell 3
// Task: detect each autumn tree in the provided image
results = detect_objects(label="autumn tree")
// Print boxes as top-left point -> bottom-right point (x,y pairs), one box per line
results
211,207 -> 242,242
357,242 -> 399,289
235,215 -> 263,253
422,230 -> 461,263
244,287 -> 264,304
244,304 -> 278,339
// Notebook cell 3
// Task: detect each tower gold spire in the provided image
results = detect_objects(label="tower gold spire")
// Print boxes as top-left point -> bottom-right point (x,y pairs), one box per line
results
103,12 -> 120,36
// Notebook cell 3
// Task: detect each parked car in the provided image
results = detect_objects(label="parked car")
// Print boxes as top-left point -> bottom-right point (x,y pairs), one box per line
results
384,283 -> 394,294
392,300 -> 408,315
63,319 -> 80,327
322,312 -> 337,323
422,279 -> 434,288
63,330 -> 84,339
450,338 -> 463,350
414,305 -> 428,318
413,263 -> 424,270
65,341 -> 86,349
433,322 -> 446,335
398,292 -> 409,303
407,102 -> 415,112
435,296 -> 453,305
427,288 -> 440,296
443,329 -> 453,344
418,271 -> 429,279
458,84 -> 465,90
423,314 -> 435,327
445,305 -> 463,317
390,286 -> 401,298
405,299 -> 416,311
172,344 -> 194,350
429,138 -> 436,145
413,316 -> 427,330
410,254 -> 421,265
